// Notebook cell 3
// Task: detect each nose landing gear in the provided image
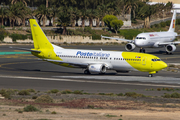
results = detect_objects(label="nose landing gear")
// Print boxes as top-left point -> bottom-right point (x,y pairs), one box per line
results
148,74 -> 153,77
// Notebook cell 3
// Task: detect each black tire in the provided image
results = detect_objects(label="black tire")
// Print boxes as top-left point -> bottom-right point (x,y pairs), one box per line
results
84,70 -> 90,74
143,49 -> 145,53
139,49 -> 142,53
139,48 -> 145,53
148,74 -> 153,77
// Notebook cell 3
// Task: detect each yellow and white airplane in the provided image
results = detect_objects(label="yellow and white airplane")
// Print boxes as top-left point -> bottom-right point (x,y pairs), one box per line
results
15,19 -> 167,77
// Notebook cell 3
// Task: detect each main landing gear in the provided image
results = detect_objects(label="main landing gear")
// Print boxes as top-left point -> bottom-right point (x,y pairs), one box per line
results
84,69 -> 90,74
139,48 -> 145,53
166,51 -> 172,55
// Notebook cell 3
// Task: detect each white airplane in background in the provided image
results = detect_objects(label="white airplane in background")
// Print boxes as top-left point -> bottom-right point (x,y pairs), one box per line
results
101,10 -> 180,54
11,19 -> 167,77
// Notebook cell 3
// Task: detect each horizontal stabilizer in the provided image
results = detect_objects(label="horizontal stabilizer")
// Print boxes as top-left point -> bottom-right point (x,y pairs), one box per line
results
10,46 -> 41,53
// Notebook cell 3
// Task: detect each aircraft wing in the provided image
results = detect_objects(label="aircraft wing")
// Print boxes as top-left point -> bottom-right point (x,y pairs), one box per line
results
158,41 -> 180,45
45,59 -> 88,68
101,35 -> 133,42
10,46 -> 41,53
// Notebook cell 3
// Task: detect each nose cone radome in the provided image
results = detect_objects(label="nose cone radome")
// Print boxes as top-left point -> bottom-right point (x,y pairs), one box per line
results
160,61 -> 167,70
134,40 -> 144,47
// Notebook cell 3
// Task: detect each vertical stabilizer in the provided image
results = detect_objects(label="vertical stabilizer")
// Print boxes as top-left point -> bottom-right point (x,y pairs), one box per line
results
168,10 -> 176,32
30,19 -> 53,49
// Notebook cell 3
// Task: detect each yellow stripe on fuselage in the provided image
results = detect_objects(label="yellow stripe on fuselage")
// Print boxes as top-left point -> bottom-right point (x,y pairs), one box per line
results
122,52 -> 166,73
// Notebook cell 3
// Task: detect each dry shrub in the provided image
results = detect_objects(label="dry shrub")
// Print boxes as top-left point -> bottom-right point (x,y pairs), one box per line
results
35,95 -> 54,103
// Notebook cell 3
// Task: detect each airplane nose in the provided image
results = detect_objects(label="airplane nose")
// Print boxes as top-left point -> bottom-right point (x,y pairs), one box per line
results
160,62 -> 167,69
134,40 -> 142,47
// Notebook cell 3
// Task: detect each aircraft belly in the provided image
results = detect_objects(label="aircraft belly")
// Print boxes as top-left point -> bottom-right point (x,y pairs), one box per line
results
111,61 -> 137,71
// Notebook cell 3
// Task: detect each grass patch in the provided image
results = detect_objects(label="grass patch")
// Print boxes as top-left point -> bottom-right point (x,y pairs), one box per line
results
0,89 -> 16,99
98,93 -> 106,95
73,90 -> 83,94
18,89 -> 30,95
117,93 -> 124,96
24,105 -> 39,112
106,114 -> 117,117
162,92 -> 180,98
48,89 -> 59,94
61,89 -> 72,94
35,95 -> 54,103
124,92 -> 146,98
51,111 -> 57,114
87,105 -> 95,109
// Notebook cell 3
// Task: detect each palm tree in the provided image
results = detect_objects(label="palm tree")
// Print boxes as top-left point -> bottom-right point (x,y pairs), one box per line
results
96,3 -> 109,27
57,6 -> 71,35
34,4 -> 48,27
86,9 -> 95,27
122,0 -> 139,19
11,0 -> 30,6
0,7 -> 8,26
94,6 -> 101,27
138,3 -> 156,28
7,4 -> 18,27
47,5 -> 56,26
19,2 -> 31,26
68,6 -> 80,27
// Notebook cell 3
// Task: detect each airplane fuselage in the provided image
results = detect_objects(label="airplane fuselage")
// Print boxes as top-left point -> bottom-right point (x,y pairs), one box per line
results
135,32 -> 177,48
32,44 -> 167,74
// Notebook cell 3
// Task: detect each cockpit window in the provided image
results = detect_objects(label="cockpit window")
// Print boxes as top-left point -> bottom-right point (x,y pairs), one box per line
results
151,59 -> 161,62
136,37 -> 146,40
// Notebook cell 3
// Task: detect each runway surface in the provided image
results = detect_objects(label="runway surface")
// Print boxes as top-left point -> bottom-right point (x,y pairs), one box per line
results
0,44 -> 180,96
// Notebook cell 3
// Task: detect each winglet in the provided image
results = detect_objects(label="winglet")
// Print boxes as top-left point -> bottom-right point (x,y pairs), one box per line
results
168,10 -> 176,32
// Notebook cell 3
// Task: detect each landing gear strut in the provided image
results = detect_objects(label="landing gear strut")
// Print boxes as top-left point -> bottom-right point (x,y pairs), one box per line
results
140,48 -> 145,53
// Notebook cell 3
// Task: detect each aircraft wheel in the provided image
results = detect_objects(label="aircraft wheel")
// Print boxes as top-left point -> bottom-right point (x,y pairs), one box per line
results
148,74 -> 153,77
84,70 -> 90,74
166,52 -> 172,55
140,48 -> 145,53
139,49 -> 142,52
143,49 -> 145,53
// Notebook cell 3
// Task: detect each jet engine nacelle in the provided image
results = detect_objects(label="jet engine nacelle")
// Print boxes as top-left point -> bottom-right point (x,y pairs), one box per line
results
88,64 -> 106,74
165,44 -> 176,53
125,43 -> 136,51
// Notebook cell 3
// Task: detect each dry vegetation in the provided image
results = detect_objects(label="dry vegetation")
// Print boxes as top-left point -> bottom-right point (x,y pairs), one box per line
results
1,89 -> 180,120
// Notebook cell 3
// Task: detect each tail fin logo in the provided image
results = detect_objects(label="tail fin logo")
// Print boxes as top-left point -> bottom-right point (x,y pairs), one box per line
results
173,20 -> 175,28
33,24 -> 37,27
